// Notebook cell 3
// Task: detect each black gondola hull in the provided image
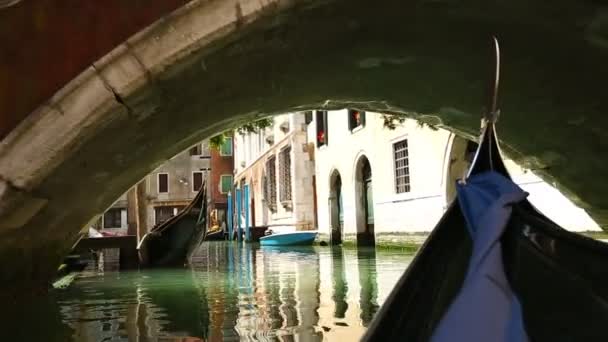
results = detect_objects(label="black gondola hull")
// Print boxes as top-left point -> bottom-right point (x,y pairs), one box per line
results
138,215 -> 207,267
138,179 -> 208,268
362,126 -> 608,341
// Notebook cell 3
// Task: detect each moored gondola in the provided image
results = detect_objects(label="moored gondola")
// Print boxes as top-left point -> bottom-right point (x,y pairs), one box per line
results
362,38 -> 608,341
137,177 -> 208,267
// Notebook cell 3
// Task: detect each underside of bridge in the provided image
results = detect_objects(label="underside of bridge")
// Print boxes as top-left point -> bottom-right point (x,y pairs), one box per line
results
1,0 -> 608,296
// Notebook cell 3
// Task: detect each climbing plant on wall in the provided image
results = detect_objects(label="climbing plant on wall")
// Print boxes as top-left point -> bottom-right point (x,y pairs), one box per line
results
209,117 -> 274,150
381,113 -> 440,131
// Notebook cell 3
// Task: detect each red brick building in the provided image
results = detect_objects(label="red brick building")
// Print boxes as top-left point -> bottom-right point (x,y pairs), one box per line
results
208,135 -> 234,230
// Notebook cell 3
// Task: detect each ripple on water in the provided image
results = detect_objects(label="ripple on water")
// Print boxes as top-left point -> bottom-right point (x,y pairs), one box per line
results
50,242 -> 413,341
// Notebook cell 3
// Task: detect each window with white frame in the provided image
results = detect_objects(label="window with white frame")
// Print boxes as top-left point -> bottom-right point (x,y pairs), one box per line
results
315,110 -> 328,147
192,171 -> 203,192
279,145 -> 292,204
220,137 -> 233,156
158,173 -> 169,193
219,175 -> 233,194
189,144 -> 202,156
393,139 -> 411,193
348,109 -> 366,131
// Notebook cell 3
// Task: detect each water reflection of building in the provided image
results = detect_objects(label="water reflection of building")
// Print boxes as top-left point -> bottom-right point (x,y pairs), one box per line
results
356,248 -> 379,326
57,242 -> 409,342
330,247 -> 348,319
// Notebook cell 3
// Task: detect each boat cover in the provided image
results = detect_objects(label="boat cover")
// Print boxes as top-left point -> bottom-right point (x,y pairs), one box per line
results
431,171 -> 529,342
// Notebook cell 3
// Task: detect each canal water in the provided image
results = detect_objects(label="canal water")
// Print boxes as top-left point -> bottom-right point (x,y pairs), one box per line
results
9,242 -> 414,341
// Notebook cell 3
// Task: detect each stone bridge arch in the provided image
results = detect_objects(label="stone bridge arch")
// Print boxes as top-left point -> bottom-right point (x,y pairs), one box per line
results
1,0 -> 608,294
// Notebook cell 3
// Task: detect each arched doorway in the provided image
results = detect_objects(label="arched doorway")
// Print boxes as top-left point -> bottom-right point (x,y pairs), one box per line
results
329,170 -> 343,245
355,156 -> 375,247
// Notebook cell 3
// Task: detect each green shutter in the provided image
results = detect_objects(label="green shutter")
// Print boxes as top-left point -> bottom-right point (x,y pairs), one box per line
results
221,175 -> 233,193
220,138 -> 233,156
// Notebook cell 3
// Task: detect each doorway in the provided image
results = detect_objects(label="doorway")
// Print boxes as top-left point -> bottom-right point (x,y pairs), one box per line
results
329,170 -> 343,245
355,156 -> 375,247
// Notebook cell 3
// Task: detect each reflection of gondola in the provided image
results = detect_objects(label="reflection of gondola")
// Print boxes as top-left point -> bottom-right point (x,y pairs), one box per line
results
364,38 -> 608,341
141,269 -> 210,339
138,178 -> 208,267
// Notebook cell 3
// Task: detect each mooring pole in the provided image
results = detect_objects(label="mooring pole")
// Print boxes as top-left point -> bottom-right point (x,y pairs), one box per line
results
227,191 -> 233,241
244,184 -> 251,242
235,188 -> 242,242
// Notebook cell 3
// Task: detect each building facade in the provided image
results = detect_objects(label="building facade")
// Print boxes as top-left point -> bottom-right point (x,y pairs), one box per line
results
233,113 -> 316,233
308,109 -> 600,245
145,141 -> 211,228
98,112 -> 599,244
99,193 -> 128,232
308,109 -> 452,245
98,140 -> 212,236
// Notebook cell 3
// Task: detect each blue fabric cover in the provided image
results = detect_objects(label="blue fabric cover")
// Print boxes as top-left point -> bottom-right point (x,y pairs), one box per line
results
431,171 -> 529,342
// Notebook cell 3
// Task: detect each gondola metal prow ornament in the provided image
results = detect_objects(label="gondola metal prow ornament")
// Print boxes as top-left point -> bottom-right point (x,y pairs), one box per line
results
467,36 -> 501,177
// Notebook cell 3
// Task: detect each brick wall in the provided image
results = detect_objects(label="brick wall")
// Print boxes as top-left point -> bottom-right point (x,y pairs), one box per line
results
210,139 -> 234,207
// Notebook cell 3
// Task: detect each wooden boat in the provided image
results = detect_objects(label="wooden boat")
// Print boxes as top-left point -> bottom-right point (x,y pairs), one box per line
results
363,38 -> 608,341
259,231 -> 317,246
137,178 -> 208,267
204,228 -> 225,241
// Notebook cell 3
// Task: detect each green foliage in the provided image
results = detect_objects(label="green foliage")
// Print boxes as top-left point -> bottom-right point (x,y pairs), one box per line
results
209,134 -> 226,150
381,114 -> 406,130
381,113 -> 439,131
209,117 -> 274,150
235,117 -> 273,134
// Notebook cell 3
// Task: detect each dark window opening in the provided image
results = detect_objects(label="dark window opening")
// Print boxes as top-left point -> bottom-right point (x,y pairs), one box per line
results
304,111 -> 313,125
103,208 -> 122,228
316,110 -> 328,147
189,144 -> 202,156
155,206 -> 175,225
158,173 -> 169,193
193,171 -> 203,192
348,109 -> 366,131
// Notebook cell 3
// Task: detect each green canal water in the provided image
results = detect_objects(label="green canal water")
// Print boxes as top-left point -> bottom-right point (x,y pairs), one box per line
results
7,242 -> 414,341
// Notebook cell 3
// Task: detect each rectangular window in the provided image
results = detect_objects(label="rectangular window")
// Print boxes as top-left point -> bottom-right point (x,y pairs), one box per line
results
348,109 -> 366,131
279,146 -> 292,203
189,144 -> 202,156
220,137 -> 233,156
220,175 -> 233,194
103,208 -> 122,228
155,206 -> 175,225
394,139 -> 411,193
158,173 -> 169,193
304,111 -> 313,125
192,171 -> 203,192
265,156 -> 277,211
315,110 -> 328,147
